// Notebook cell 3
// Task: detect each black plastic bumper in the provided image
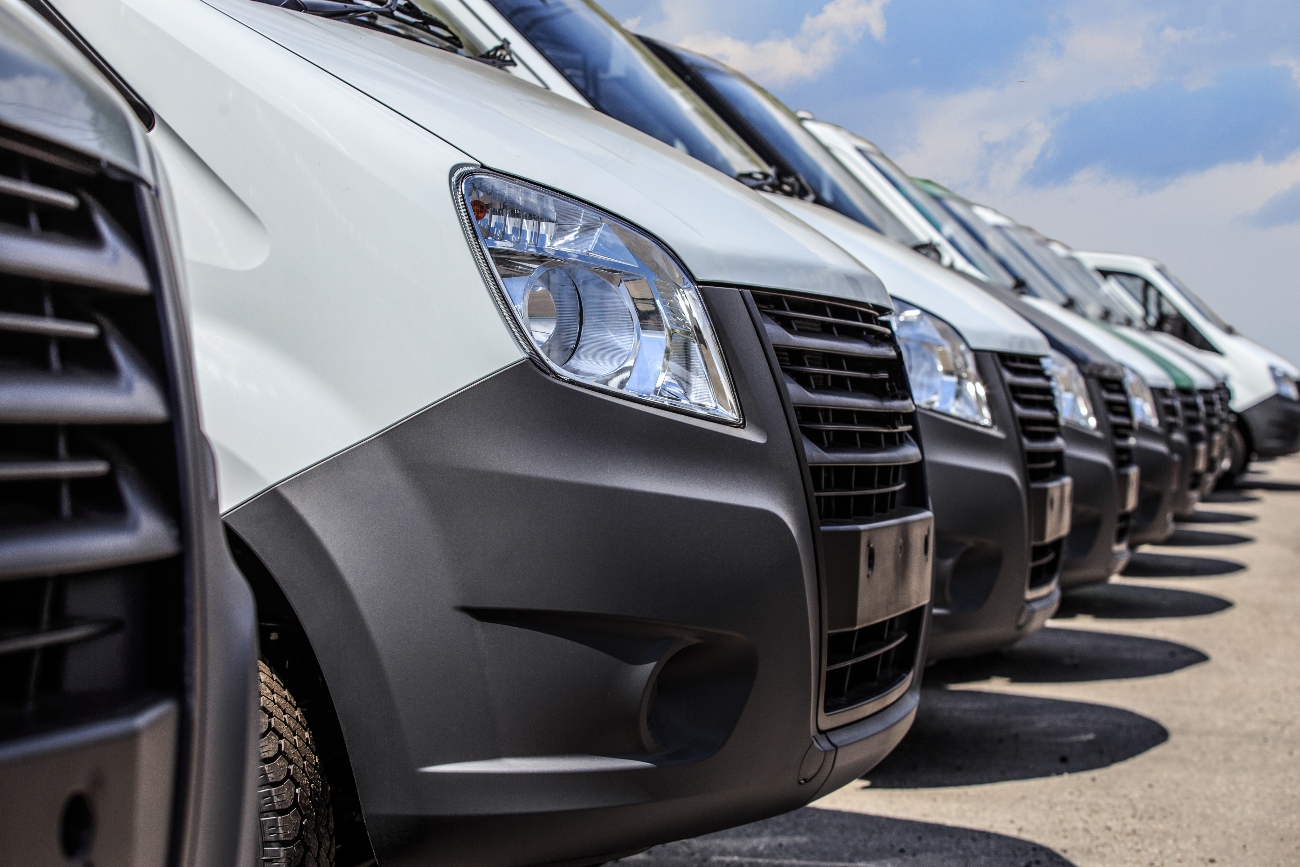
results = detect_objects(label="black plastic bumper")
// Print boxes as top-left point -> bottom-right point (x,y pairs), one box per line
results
1059,425 -> 1127,589
1241,393 -> 1300,457
1130,426 -> 1179,546
923,353 -> 1066,660
226,286 -> 928,867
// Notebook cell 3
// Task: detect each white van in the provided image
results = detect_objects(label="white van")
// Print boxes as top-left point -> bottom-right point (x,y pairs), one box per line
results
1078,251 -> 1300,478
50,0 -> 937,863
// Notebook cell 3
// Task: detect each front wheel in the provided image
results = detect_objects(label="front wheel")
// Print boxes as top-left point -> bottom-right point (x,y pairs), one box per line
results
259,661 -> 336,867
1217,423 -> 1250,489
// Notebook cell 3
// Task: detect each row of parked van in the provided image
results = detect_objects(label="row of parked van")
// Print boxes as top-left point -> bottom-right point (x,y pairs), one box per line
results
3,0 -> 1297,864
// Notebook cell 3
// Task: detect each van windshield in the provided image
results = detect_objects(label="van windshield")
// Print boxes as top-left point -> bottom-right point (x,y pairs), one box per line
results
1157,265 -> 1232,332
644,41 -> 923,247
932,195 -> 1072,304
996,224 -> 1108,320
486,0 -> 770,181
856,145 -> 1017,289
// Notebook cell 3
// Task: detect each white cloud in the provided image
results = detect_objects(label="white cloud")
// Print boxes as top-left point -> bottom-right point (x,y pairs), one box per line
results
892,11 -> 1160,196
676,0 -> 889,86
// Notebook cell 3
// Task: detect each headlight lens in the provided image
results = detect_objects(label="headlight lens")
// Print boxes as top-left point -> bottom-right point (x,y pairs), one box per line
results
1042,350 -> 1097,432
1123,367 -> 1160,429
893,304 -> 992,426
461,172 -> 739,423
1271,365 -> 1299,400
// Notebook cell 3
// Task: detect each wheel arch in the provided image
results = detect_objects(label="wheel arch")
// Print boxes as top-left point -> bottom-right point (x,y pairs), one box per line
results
226,525 -> 376,867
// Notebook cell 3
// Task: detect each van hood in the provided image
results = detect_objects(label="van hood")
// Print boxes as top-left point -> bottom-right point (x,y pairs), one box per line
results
768,196 -> 1048,355
206,0 -> 890,308
1138,331 -> 1229,385
1023,299 -> 1174,389
1108,326 -> 1215,389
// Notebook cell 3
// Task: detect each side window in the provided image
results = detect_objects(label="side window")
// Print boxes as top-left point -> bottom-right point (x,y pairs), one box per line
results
1102,271 -> 1220,353
1106,272 -> 1157,325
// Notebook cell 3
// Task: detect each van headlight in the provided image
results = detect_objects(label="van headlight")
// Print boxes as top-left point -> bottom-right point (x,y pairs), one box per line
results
459,172 -> 739,424
1123,367 -> 1160,429
1043,350 -> 1097,431
1271,365 -> 1299,401
893,304 -> 992,426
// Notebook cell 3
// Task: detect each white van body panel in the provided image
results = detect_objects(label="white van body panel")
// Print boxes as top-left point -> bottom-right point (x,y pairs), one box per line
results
1023,298 -> 1174,390
51,0 -> 528,510
769,197 -> 1049,356
211,0 -> 890,308
1075,251 -> 1292,409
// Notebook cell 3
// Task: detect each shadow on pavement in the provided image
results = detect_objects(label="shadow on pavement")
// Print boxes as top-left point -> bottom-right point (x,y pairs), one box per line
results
1203,489 -> 1261,504
928,625 -> 1208,684
1056,583 -> 1233,620
1177,509 -> 1256,525
866,688 -> 1168,789
1236,478 -> 1300,492
1122,551 -> 1246,578
616,806 -> 1076,866
1160,527 -> 1254,547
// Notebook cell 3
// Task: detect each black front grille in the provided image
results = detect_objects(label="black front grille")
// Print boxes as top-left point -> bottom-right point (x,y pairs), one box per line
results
997,354 -> 1066,482
1154,387 -> 1182,433
752,291 -> 922,524
1114,510 -> 1132,547
1201,387 -> 1228,438
1028,541 -> 1061,590
0,141 -> 186,742
822,606 -> 924,715
998,354 -> 1066,593
1179,388 -> 1206,445
1097,375 -> 1137,467
748,289 -> 925,721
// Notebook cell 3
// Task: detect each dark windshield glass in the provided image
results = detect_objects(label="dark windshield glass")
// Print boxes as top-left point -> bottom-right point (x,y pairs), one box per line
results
650,44 -> 921,245
1054,250 -> 1140,324
931,195 -> 1071,304
857,146 -> 1016,289
1157,265 -> 1231,331
486,0 -> 768,179
997,224 -> 1108,319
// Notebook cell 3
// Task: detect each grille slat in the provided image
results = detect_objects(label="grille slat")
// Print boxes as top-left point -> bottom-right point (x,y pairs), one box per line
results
0,197 -> 151,294
0,142 -> 186,738
0,618 -> 119,657
822,607 -> 924,715
750,289 -> 925,720
753,291 -> 919,525
1154,388 -> 1182,432
1097,376 -> 1136,468
998,354 -> 1067,482
998,354 -> 1067,593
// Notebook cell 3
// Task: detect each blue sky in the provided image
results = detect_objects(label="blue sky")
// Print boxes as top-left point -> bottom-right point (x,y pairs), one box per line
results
603,0 -> 1300,362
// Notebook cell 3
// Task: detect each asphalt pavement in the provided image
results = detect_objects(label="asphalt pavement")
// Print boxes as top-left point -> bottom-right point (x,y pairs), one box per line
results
617,454 -> 1300,866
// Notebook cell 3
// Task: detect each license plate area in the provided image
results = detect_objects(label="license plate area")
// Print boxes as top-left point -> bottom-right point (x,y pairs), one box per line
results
1029,476 -> 1073,544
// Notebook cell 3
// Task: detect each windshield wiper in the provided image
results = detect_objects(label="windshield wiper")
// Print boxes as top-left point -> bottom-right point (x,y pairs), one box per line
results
911,241 -> 942,263
252,0 -> 516,68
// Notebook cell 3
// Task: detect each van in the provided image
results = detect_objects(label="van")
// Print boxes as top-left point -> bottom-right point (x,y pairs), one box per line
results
48,0 -> 937,862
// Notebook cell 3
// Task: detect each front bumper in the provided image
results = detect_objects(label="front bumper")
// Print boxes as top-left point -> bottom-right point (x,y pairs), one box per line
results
1059,425 -> 1128,589
1130,426 -> 1178,546
226,286 -> 930,867
1241,393 -> 1300,457
924,353 -> 1068,661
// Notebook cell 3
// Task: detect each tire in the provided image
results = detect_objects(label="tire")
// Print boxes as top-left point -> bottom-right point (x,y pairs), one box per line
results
1217,423 -> 1250,489
259,660 -> 335,867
